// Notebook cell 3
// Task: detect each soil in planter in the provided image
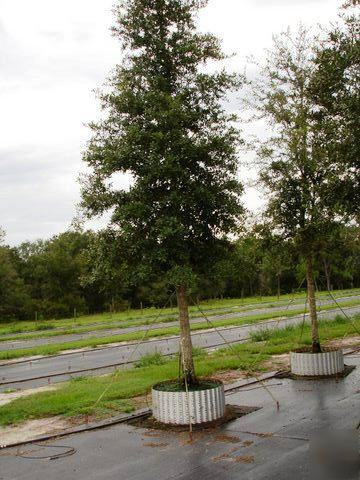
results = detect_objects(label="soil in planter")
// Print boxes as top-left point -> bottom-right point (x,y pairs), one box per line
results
291,346 -> 340,354
125,405 -> 260,432
275,364 -> 355,381
152,379 -> 221,392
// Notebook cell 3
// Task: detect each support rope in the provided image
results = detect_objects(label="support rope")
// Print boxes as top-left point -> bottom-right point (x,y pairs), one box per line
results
93,291 -> 176,407
190,295 -> 281,411
181,357 -> 193,438
234,277 -> 306,367
325,288 -> 360,337
298,295 -> 308,344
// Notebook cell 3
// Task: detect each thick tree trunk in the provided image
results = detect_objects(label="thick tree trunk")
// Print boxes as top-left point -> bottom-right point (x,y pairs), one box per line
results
306,255 -> 321,353
176,284 -> 196,385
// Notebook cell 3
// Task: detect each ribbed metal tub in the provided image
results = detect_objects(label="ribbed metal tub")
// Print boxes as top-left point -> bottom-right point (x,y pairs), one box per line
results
152,381 -> 225,425
290,348 -> 344,376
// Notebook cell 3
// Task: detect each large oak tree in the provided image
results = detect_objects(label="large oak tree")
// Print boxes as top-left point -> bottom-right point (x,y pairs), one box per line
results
81,0 -> 243,383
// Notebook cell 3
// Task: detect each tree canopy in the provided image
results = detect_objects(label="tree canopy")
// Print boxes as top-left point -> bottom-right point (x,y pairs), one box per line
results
81,0 -> 243,288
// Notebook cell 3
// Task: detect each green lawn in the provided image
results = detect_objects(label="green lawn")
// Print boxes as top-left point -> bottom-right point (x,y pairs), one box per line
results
0,291 -> 346,343
0,288 -> 358,340
0,301 -> 279,343
1,297 -> 360,361
0,314 -> 358,427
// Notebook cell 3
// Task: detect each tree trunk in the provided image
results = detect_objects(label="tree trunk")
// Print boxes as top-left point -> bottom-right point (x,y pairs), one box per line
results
277,273 -> 281,300
176,284 -> 196,385
306,255 -> 321,353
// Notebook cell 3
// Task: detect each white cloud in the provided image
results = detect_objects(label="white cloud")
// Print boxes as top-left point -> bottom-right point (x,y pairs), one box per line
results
0,0 -> 340,245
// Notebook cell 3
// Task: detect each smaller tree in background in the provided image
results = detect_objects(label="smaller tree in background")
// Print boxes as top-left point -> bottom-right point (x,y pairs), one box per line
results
253,27 -> 349,353
309,4 -> 359,221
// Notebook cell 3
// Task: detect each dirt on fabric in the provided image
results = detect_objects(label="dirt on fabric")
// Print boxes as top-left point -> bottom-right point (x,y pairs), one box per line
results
0,417 -> 71,447
212,434 -> 241,444
0,385 -> 57,407
143,442 -> 169,448
326,336 -> 360,350
125,405 -> 260,433
233,455 -> 255,464
212,449 -> 255,464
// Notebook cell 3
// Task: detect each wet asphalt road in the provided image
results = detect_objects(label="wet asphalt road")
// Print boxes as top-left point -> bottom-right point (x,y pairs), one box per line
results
1,355 -> 358,479
0,293 -> 359,352
1,304 -> 359,391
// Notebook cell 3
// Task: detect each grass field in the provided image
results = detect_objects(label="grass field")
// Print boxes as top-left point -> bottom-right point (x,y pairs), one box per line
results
0,288 -> 358,340
1,297 -> 360,361
0,314 -> 358,427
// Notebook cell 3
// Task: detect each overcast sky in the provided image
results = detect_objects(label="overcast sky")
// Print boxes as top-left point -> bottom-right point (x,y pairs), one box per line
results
1,0 -> 341,246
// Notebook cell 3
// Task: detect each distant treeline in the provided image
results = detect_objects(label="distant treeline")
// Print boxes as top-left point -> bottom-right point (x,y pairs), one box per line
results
1,224 -> 359,321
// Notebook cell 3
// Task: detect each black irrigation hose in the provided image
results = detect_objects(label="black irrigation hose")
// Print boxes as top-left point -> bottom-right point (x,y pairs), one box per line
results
0,410 -> 151,450
230,382 -> 284,393
16,443 -> 76,460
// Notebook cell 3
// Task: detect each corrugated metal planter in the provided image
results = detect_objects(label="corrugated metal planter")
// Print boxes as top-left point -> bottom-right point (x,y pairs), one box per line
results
152,380 -> 225,425
290,347 -> 344,377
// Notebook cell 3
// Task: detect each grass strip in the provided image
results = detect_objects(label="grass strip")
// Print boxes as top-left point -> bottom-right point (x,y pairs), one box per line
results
1,288 -> 358,338
0,298 -> 317,342
1,299 -> 360,361
0,314 -> 358,427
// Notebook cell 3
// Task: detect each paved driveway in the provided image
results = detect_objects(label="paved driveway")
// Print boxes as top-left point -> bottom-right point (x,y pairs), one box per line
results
0,356 -> 358,479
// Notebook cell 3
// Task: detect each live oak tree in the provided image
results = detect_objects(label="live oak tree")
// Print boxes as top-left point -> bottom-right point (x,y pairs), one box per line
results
253,28 -> 344,353
80,0 -> 243,384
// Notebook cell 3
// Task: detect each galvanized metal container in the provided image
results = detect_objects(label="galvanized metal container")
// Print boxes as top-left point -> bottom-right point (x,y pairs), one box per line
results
151,381 -> 225,425
290,348 -> 344,376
